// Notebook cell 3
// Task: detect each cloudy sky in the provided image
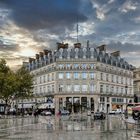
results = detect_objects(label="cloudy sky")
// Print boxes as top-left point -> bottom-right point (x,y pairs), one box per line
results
0,0 -> 140,69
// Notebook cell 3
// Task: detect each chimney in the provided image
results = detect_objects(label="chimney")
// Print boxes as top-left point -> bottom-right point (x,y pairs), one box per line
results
97,44 -> 106,52
74,43 -> 81,48
35,54 -> 39,59
39,52 -> 44,57
111,51 -> 120,57
44,49 -> 51,55
57,42 -> 68,49
29,58 -> 34,63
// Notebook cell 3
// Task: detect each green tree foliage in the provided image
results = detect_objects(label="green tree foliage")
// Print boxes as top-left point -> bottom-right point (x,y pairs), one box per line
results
0,59 -> 33,113
15,66 -> 33,99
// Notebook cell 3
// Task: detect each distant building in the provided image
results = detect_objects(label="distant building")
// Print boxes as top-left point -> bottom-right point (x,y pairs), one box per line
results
24,42 -> 134,114
133,68 -> 140,102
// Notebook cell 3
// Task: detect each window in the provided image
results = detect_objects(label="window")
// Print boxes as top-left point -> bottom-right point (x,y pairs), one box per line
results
59,85 -> 63,92
40,77 -> 42,83
52,85 -> 54,92
112,98 -> 116,102
111,86 -> 114,93
106,85 -> 109,93
58,73 -> 64,79
74,72 -> 79,79
74,85 -> 80,92
82,72 -> 87,79
82,85 -> 88,91
100,85 -> 103,92
66,85 -> 72,92
43,76 -> 46,83
66,64 -> 71,69
66,72 -> 71,79
82,64 -> 87,69
52,73 -> 54,81
90,64 -> 94,69
90,73 -> 94,79
106,74 -> 108,81
101,73 -> 103,80
90,84 -> 94,92
59,64 -> 64,69
100,97 -> 105,102
47,86 -> 50,92
111,75 -> 114,82
74,64 -> 79,69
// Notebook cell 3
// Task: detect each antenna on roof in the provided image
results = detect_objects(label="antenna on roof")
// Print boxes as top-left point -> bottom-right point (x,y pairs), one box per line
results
76,16 -> 79,43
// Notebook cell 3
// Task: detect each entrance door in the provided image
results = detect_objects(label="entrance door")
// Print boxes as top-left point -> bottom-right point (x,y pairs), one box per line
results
73,97 -> 80,113
66,97 -> 72,113
81,97 -> 87,113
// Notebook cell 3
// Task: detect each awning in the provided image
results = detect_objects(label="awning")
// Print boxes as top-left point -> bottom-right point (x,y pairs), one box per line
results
132,105 -> 140,111
38,103 -> 54,109
18,103 -> 35,109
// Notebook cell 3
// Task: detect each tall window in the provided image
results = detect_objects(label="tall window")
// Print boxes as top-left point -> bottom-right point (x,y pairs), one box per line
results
90,73 -> 94,79
43,76 -> 46,83
82,85 -> 88,92
59,85 -> 63,92
90,84 -> 94,92
52,73 -> 54,81
82,64 -> 87,69
74,72 -> 79,79
74,64 -> 79,69
66,85 -> 72,92
52,85 -> 54,92
58,73 -> 64,79
82,72 -> 87,79
106,85 -> 109,93
74,85 -> 80,92
100,85 -> 103,92
101,73 -> 103,80
66,72 -> 71,79
106,74 -> 108,81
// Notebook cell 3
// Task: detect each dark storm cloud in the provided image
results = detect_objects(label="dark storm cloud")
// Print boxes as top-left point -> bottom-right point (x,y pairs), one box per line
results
0,0 -> 92,30
107,41 -> 140,53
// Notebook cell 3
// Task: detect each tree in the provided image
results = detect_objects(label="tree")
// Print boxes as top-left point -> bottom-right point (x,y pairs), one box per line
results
0,59 -> 16,114
15,66 -> 33,99
0,59 -> 34,114
15,66 -> 34,115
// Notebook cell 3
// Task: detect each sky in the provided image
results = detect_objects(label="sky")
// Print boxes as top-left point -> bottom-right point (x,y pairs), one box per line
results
0,0 -> 140,69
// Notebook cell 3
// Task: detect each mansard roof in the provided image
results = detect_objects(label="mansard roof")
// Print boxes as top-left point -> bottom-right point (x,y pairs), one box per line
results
28,43 -> 135,71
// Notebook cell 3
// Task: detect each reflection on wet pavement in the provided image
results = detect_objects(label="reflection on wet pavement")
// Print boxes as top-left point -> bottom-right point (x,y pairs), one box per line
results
0,115 -> 136,140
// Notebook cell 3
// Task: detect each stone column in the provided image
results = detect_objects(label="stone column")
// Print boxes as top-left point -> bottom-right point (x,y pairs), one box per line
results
63,97 -> 66,109
55,96 -> 59,115
87,97 -> 91,109
94,95 -> 100,112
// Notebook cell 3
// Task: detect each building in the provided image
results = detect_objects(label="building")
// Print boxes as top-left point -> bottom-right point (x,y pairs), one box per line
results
26,42 -> 134,114
133,68 -> 140,102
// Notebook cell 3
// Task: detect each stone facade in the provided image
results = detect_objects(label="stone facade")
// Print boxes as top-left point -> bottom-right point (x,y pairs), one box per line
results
26,43 -> 134,114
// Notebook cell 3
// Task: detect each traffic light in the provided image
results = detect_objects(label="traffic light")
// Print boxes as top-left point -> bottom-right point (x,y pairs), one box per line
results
134,94 -> 138,103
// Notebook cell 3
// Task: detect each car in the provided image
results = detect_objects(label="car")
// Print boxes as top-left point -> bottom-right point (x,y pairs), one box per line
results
60,110 -> 70,115
41,111 -> 52,116
94,112 -> 106,120
109,109 -> 122,115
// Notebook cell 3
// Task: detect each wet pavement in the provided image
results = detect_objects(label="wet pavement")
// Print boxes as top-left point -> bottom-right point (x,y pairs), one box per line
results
0,115 -> 137,140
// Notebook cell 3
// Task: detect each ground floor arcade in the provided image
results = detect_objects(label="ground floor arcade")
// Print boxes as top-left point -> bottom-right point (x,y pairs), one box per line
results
54,95 -> 133,114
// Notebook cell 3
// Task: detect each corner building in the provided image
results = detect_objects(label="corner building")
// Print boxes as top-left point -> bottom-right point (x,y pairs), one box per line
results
28,43 -> 134,114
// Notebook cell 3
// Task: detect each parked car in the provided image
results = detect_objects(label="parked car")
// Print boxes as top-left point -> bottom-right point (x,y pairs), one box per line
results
109,109 -> 122,115
94,112 -> 106,120
60,110 -> 70,115
41,111 -> 52,116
